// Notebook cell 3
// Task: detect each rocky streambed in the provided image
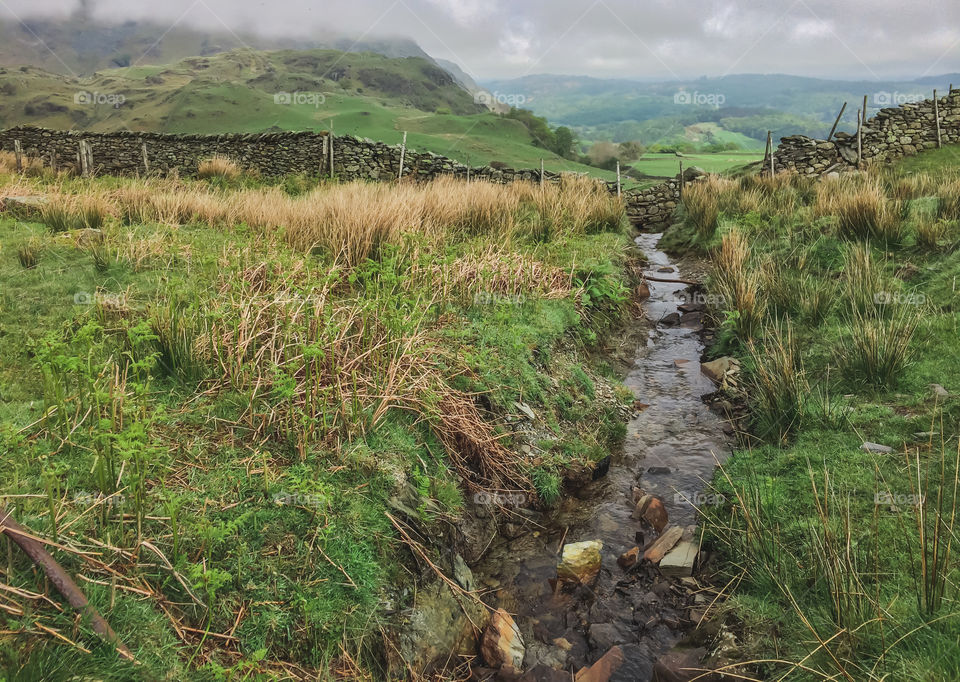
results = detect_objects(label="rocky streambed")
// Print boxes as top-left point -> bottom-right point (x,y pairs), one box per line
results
450,233 -> 735,681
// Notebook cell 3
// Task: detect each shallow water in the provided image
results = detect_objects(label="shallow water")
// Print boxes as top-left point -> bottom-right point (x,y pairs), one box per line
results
472,232 -> 731,679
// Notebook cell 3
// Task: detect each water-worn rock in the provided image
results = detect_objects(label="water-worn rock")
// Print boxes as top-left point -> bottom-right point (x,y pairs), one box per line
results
588,623 -> 626,652
576,645 -> 625,682
632,494 -> 668,533
659,541 -> 699,577
558,540 -> 603,584
397,580 -> 486,672
481,608 -> 525,670
617,546 -> 640,570
643,526 -> 684,563
700,357 -> 739,384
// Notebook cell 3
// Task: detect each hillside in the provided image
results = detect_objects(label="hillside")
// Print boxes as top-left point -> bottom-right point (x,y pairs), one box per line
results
484,73 -> 960,149
0,49 -> 616,178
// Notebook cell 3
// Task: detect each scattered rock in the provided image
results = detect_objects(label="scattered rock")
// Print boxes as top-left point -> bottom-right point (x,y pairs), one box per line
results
643,526 -> 684,564
514,401 -> 536,421
673,358 -> 690,367
592,456 -> 612,481
700,357 -> 738,384
660,312 -> 681,326
453,554 -> 475,592
519,665 -> 569,682
553,637 -> 573,651
588,623 -> 625,652
647,466 -> 672,475
931,384 -> 950,399
558,540 -> 603,584
861,441 -> 893,454
636,281 -> 651,301
652,647 -> 711,682
397,580 -> 486,672
481,608 -> 525,670
677,302 -> 705,314
617,547 -> 640,570
657,266 -> 675,273
576,645 -> 625,682
659,541 -> 699,577
632,495 -> 668,533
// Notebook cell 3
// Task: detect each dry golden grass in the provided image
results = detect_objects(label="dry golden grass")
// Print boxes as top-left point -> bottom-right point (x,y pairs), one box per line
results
683,180 -> 721,238
815,177 -> 903,242
937,179 -> 960,220
197,155 -> 242,180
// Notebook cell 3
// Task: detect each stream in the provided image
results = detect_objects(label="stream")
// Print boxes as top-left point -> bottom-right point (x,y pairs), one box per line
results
472,232 -> 732,680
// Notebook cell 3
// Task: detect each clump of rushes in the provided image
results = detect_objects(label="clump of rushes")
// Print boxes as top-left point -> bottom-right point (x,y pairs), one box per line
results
914,216 -> 950,250
817,179 -> 904,243
842,243 -> 887,315
937,179 -> 960,220
838,304 -> 922,388
713,229 -> 766,341
747,323 -> 808,444
17,239 -> 40,268
682,180 -> 721,239
197,155 -> 242,180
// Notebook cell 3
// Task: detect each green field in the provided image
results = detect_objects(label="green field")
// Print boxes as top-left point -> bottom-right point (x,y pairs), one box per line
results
630,151 -> 763,179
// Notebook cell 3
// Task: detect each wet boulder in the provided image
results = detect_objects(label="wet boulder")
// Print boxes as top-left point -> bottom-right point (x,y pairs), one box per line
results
481,608 -> 525,670
557,540 -> 603,584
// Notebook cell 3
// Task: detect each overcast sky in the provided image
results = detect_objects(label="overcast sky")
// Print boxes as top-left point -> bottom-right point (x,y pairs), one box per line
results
2,0 -> 958,81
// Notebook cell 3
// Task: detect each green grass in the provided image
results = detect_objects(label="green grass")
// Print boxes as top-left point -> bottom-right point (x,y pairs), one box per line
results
0,170 -> 633,679
680,156 -> 960,679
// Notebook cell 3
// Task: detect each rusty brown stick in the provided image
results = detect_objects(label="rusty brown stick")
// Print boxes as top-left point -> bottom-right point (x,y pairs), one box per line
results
643,274 -> 699,285
0,506 -> 136,662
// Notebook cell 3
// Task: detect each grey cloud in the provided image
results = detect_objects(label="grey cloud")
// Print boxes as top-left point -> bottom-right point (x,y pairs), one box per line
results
1,0 -> 957,79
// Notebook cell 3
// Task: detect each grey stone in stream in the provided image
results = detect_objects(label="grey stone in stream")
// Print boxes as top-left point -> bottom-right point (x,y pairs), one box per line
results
660,312 -> 681,326
652,646 -> 711,682
647,466 -> 672,475
861,441 -> 894,454
588,622 -> 628,653
611,644 -> 654,682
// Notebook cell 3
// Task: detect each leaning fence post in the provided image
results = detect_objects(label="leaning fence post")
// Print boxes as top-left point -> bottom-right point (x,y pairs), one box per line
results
857,109 -> 863,168
934,90 -> 943,149
827,102 -> 847,140
398,131 -> 407,181
13,139 -> 22,172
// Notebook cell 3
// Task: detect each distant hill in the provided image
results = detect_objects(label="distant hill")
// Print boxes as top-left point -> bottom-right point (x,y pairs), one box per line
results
0,48 -> 617,180
484,73 -> 960,149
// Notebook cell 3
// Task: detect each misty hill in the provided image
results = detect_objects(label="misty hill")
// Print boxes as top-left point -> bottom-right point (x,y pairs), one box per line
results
0,48 -> 614,178
485,73 -> 960,148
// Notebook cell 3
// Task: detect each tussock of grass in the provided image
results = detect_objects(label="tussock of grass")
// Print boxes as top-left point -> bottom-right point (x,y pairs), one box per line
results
197,155 -> 242,180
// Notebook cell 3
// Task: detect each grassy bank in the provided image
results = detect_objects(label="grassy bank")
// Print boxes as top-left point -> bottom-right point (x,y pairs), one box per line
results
0,156 -> 632,679
668,151 -> 960,679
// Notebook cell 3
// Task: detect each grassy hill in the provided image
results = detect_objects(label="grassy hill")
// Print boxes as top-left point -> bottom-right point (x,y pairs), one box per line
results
0,49 -> 622,180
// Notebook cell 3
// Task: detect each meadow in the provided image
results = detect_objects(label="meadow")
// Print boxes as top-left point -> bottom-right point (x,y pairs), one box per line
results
668,147 -> 960,680
0,155 -> 632,679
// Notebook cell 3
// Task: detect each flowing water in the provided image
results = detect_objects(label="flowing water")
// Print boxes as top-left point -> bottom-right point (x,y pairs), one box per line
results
473,233 -> 732,680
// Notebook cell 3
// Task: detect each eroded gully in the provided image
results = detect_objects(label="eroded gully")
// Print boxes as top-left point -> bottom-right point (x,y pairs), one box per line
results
472,232 -> 732,680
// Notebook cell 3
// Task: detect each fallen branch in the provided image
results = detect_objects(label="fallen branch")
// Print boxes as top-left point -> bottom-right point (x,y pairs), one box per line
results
643,274 -> 699,286
0,506 -> 136,663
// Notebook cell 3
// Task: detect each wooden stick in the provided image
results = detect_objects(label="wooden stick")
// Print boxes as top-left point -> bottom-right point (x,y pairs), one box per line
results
79,141 -> 89,177
616,160 -> 621,198
13,139 -> 22,172
398,131 -> 407,181
643,274 -> 698,285
0,507 -> 135,662
767,130 -> 775,177
540,158 -> 544,187
140,142 -> 149,175
679,161 -> 684,199
827,102 -> 847,140
934,90 -> 943,149
863,95 -> 868,125
328,122 -> 335,178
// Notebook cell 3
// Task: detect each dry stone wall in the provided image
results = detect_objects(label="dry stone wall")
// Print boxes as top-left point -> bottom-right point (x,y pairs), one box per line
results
772,90 -> 960,175
0,125 -> 687,228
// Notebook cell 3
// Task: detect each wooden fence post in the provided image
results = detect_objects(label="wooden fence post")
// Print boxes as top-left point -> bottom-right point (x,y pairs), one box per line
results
540,159 -> 544,187
328,134 -> 335,178
321,135 -> 327,178
766,130 -> 775,177
79,140 -> 89,177
863,95 -> 868,125
856,109 -> 863,168
828,102 -> 847,140
13,139 -> 22,172
50,150 -> 57,173
141,141 -> 150,174
934,90 -> 943,149
679,161 -> 684,200
616,160 -> 621,198
398,131 -> 407,181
